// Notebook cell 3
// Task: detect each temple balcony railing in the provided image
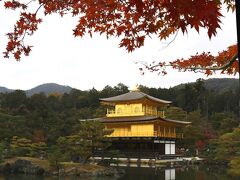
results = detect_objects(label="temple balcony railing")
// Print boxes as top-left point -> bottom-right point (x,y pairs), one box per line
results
106,109 -> 165,118
107,131 -> 183,139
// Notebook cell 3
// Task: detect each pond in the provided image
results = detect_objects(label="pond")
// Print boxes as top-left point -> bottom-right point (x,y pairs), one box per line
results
117,165 -> 238,180
0,165 -> 238,180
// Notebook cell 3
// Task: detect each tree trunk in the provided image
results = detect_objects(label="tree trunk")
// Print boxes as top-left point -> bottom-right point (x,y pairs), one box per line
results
236,0 -> 240,118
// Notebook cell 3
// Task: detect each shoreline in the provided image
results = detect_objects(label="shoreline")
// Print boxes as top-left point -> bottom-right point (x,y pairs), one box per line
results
0,156 -> 232,177
0,157 -> 123,178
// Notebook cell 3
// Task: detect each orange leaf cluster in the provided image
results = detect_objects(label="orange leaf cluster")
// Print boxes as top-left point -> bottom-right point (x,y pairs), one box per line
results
4,12 -> 42,60
3,0 -> 228,60
4,0 -> 27,10
171,44 -> 238,75
143,44 -> 238,76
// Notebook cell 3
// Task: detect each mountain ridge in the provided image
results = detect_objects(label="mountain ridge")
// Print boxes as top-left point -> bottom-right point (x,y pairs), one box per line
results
0,83 -> 73,96
0,86 -> 14,93
173,78 -> 238,93
0,78 -> 238,95
25,83 -> 73,96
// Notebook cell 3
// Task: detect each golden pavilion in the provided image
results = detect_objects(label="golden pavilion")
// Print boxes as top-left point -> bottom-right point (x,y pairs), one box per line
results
97,88 -> 191,157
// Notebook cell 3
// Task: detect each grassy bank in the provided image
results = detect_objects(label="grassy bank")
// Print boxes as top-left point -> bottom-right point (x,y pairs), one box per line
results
0,157 -> 118,177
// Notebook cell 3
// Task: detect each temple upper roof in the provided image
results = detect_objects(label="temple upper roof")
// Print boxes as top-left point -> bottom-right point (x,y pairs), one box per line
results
100,91 -> 171,105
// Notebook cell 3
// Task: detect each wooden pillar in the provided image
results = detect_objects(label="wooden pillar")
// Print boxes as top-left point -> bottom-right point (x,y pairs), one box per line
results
158,126 -> 160,137
164,127 -> 166,137
174,127 -> 176,138
169,127 -> 172,137
236,0 -> 240,118
152,140 -> 154,152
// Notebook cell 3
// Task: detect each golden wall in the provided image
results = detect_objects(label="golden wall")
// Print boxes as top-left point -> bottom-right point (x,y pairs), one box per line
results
106,123 -> 154,137
105,122 -> 179,138
106,103 -> 165,118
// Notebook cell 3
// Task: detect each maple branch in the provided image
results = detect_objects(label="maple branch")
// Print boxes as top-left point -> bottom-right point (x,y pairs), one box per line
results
2,0 -> 233,60
160,29 -> 179,50
25,0 -> 35,6
141,53 -> 238,74
20,30 -> 27,45
176,53 -> 238,71
35,3 -> 43,14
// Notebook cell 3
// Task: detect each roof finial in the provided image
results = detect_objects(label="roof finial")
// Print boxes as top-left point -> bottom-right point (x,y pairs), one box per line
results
131,84 -> 140,92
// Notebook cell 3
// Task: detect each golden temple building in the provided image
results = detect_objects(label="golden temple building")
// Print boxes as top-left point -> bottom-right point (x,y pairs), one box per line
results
96,88 -> 191,158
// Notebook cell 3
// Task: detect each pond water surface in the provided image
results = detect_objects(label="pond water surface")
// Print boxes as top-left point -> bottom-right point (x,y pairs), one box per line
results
0,165 -> 238,180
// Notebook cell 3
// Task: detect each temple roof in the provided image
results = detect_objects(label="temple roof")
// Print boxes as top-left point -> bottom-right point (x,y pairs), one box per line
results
93,116 -> 191,125
100,91 -> 171,105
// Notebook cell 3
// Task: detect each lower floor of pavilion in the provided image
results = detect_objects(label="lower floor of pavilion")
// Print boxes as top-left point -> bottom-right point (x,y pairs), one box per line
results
95,137 -> 183,159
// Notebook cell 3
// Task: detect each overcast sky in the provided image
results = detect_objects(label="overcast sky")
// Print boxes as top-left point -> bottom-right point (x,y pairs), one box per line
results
0,3 -> 237,91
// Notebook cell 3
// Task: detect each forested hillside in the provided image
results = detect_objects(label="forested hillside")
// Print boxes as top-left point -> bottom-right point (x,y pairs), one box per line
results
0,79 -> 239,172
0,86 -> 13,93
174,78 -> 238,93
203,78 -> 239,93
0,83 -> 72,96
26,83 -> 72,96
0,80 -> 239,142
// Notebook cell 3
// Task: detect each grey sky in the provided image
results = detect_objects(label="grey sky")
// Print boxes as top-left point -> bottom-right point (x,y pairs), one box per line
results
0,3 -> 237,91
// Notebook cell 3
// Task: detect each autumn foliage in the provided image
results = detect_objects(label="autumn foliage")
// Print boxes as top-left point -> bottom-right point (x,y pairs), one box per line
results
2,0 -> 238,74
171,44 -> 238,75
142,44 -> 238,75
